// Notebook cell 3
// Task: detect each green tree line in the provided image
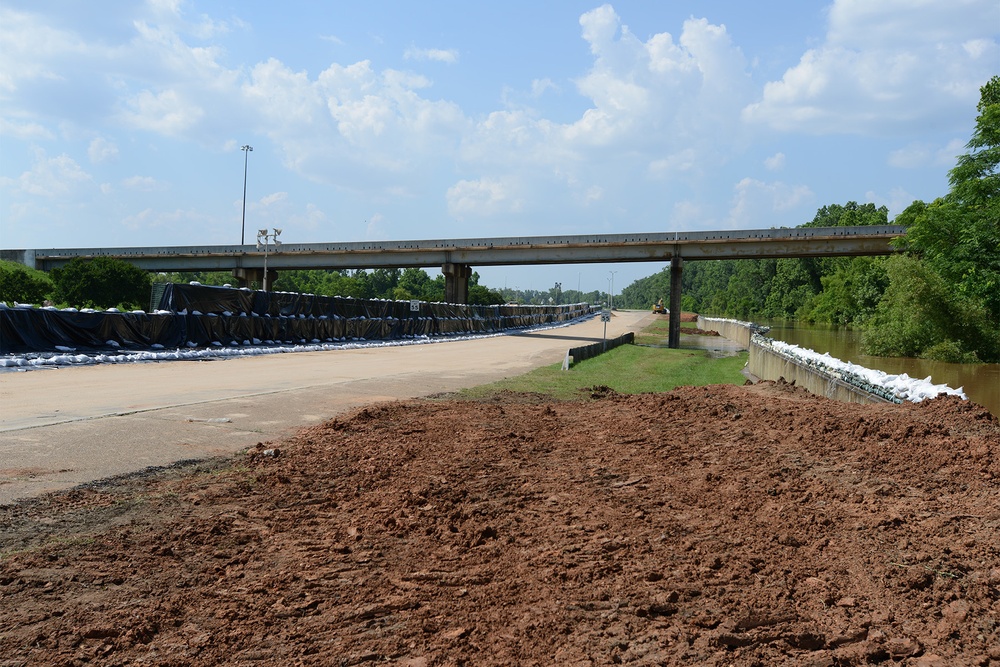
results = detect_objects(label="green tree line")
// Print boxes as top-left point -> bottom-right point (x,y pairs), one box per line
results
620,76 -> 1000,364
156,267 -> 506,305
0,257 -> 151,311
275,267 -> 506,305
0,262 -> 509,310
0,258 -> 608,309
0,259 -> 606,311
619,202 -> 891,324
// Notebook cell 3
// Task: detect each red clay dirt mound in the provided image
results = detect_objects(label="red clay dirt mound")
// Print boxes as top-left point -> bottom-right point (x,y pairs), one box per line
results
1,382 -> 999,666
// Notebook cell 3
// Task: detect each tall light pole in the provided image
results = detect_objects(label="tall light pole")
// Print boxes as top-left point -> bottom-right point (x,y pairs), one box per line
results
241,145 -> 253,245
608,270 -> 617,310
256,228 -> 282,291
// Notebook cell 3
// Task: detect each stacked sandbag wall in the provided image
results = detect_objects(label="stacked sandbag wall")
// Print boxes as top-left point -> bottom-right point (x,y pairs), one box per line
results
1,284 -> 596,354
748,333 -> 896,404
697,316 -> 897,405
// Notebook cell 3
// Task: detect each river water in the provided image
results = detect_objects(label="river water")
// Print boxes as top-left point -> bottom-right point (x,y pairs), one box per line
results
761,320 -> 999,418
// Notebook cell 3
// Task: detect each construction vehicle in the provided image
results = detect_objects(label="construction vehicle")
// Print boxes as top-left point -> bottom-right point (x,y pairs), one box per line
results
652,298 -> 666,314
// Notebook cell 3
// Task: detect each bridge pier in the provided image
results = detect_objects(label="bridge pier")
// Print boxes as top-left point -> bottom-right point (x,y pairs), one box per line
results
668,254 -> 682,349
442,262 -> 472,304
232,267 -> 278,291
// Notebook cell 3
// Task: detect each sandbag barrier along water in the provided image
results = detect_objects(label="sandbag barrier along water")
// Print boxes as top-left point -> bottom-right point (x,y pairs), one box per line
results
1,283 -> 595,355
750,333 -> 966,404
698,316 -> 966,404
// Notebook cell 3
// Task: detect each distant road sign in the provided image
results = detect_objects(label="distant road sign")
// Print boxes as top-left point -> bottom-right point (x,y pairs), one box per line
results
600,311 -> 611,322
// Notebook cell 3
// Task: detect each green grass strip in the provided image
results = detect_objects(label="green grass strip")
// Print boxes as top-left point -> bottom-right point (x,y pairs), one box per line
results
459,335 -> 748,401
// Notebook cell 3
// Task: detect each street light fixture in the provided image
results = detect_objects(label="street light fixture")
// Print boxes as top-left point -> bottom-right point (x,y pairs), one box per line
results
241,145 -> 253,245
256,227 -> 282,291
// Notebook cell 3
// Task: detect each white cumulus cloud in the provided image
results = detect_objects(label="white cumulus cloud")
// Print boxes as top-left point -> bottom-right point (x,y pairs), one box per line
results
404,47 -> 459,64
88,137 -> 119,164
742,0 -> 999,135
728,177 -> 813,228
122,175 -> 160,191
0,118 -> 54,141
2,148 -> 91,197
120,88 -> 205,135
889,138 -> 967,169
446,178 -> 522,219
764,152 -> 785,171
865,186 -> 918,218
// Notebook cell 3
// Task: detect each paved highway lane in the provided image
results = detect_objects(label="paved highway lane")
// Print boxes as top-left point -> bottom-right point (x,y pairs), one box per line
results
0,311 -> 649,505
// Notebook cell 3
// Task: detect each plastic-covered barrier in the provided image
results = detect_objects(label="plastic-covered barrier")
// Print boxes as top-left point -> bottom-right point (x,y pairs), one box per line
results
2,284 -> 597,354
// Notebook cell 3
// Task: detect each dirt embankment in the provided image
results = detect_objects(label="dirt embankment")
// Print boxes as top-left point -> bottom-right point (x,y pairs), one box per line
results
1,382 -> 999,666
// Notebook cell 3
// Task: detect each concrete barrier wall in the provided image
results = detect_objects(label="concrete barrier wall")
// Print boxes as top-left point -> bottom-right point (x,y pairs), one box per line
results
563,332 -> 634,369
749,336 -> 894,404
698,315 -> 894,405
697,316 -> 752,348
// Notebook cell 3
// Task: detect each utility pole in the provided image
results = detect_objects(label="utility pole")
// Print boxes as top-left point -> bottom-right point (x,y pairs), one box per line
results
241,145 -> 253,245
256,228 -> 282,291
608,270 -> 617,310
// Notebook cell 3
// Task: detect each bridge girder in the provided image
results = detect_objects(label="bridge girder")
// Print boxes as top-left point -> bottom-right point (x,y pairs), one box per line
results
10,225 -> 906,273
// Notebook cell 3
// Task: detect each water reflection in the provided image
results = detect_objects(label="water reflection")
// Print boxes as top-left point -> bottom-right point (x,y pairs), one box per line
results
761,320 -> 999,418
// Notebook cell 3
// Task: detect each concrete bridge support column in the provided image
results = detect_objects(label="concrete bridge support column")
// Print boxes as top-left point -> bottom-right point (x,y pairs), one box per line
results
668,254 -> 683,349
442,262 -> 472,304
232,267 -> 278,291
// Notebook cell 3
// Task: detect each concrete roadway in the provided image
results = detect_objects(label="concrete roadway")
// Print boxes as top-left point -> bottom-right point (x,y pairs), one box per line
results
0,310 -> 649,506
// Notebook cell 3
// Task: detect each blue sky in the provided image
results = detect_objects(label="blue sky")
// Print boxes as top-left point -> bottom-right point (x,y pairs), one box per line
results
1,1 -> 997,295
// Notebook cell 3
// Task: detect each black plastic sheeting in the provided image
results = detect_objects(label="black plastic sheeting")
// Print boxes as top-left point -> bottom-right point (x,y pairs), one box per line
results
1,284 -> 595,354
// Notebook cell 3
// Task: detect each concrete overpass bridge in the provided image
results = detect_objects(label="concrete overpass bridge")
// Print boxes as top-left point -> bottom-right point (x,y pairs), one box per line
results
2,224 -> 906,348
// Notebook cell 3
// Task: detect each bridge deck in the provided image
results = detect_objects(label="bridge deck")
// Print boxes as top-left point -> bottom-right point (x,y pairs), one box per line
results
7,225 -> 906,272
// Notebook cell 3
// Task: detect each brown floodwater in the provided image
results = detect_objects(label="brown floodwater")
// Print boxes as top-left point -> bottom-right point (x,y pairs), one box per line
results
761,320 -> 999,418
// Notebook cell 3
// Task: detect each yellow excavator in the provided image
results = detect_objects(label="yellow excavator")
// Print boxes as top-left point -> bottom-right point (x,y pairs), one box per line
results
652,298 -> 666,314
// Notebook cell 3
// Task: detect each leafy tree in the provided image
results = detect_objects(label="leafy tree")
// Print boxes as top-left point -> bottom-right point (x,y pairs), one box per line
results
395,267 -> 432,300
273,269 -> 367,298
951,76 -> 1000,210
792,202 -> 890,322
387,268 -> 448,302
619,201 -> 891,319
877,76 -> 1000,361
902,77 -> 1000,323
763,259 -> 818,319
682,260 -> 734,313
51,257 -> 152,310
804,201 -> 889,229
619,268 -> 669,310
467,272 -> 504,305
152,271 -> 233,286
355,268 -> 400,298
425,274 -> 447,302
862,255 -> 993,362
0,261 -> 53,305
807,256 -> 888,325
